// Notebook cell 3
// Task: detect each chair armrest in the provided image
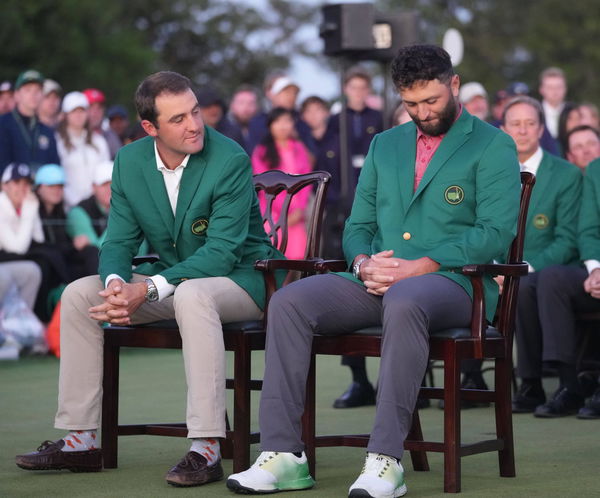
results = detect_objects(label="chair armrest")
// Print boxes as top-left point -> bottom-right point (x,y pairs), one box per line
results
461,262 -> 528,277
313,259 -> 348,273
254,258 -> 323,273
457,262 -> 527,359
133,255 -> 159,266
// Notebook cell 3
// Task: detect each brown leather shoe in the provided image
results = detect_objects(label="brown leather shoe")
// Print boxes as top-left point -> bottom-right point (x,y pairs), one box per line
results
15,439 -> 102,472
166,451 -> 223,487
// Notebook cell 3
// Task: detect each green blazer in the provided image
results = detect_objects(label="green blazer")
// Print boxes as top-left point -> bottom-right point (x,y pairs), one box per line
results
523,151 -> 581,270
340,111 -> 521,322
578,157 -> 600,261
98,127 -> 284,310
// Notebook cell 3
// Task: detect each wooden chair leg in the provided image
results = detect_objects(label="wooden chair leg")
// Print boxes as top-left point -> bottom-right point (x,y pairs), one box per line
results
101,340 -> 119,469
495,358 -> 516,478
232,337 -> 252,473
302,355 -> 317,477
406,409 -> 429,471
443,342 -> 461,493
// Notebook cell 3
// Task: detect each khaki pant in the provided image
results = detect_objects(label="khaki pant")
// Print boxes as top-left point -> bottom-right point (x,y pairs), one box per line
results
54,273 -> 262,439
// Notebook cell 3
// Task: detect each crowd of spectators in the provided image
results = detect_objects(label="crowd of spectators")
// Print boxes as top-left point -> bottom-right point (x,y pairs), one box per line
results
0,63 -> 598,419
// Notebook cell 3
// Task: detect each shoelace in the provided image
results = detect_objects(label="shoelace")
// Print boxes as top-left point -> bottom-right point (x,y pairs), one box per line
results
255,451 -> 280,468
361,454 -> 394,478
37,440 -> 59,452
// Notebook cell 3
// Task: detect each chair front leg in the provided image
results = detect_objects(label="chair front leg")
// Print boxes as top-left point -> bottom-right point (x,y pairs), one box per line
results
232,335 -> 252,473
443,341 -> 462,493
301,354 -> 317,477
101,339 -> 120,469
495,357 -> 516,478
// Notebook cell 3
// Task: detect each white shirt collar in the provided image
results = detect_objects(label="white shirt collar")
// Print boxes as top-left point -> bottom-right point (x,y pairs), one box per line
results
521,146 -> 544,176
153,141 -> 190,171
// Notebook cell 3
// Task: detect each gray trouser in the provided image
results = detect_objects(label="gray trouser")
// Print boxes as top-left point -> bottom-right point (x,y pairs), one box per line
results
0,261 -> 42,310
259,273 -> 472,460
516,265 -> 600,378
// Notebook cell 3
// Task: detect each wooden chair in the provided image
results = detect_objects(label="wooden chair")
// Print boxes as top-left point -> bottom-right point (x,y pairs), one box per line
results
302,172 -> 535,493
101,169 -> 331,472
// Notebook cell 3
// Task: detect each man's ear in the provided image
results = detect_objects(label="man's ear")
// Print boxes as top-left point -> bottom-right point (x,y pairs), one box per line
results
140,119 -> 158,137
451,74 -> 460,98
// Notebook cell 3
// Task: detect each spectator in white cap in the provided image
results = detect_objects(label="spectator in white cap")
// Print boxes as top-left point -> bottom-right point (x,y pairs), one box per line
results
459,81 -> 489,121
56,91 -> 110,208
38,79 -> 63,129
247,73 -> 316,155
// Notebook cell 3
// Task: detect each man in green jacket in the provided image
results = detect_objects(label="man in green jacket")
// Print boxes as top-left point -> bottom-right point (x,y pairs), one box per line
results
517,157 -> 600,419
227,45 -> 520,498
15,71 -> 283,486
494,96 -> 583,416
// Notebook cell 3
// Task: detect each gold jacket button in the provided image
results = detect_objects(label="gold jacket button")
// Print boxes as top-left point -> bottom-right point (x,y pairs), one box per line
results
403,232 -> 411,240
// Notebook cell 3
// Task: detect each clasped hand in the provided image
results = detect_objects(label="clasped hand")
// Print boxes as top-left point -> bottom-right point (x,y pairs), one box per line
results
361,250 -> 440,296
88,279 -> 147,325
584,268 -> 600,299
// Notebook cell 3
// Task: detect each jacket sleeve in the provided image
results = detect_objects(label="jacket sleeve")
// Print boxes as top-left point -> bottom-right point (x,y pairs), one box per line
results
528,166 -> 581,270
424,132 -> 521,267
98,151 -> 144,283
342,135 -> 380,266
578,161 -> 600,261
159,152 -> 256,283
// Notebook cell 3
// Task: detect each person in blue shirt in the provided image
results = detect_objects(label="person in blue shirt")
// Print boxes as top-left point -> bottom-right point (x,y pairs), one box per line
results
0,70 -> 60,175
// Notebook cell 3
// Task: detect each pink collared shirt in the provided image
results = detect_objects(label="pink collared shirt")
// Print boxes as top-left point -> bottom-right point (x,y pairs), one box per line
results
413,106 -> 463,191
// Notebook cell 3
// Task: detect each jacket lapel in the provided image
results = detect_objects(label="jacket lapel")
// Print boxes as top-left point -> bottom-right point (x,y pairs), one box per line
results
409,111 -> 474,209
394,124 -> 417,215
141,142 -> 175,238
173,153 -> 207,239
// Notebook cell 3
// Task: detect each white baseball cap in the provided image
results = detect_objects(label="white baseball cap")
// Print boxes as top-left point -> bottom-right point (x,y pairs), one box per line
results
270,76 -> 300,96
459,82 -> 488,104
62,91 -> 89,113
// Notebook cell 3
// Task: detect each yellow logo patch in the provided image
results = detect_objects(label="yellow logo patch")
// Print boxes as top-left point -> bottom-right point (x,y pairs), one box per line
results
533,214 -> 549,229
444,185 -> 464,205
191,218 -> 209,235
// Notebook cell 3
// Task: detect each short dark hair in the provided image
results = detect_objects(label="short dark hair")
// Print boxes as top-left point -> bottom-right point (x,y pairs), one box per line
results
566,125 -> 600,152
501,95 -> 544,126
300,95 -> 329,114
135,71 -> 192,127
344,66 -> 372,87
390,45 -> 454,89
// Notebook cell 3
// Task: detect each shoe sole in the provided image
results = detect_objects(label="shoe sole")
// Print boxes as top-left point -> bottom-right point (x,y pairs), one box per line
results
348,483 -> 408,497
534,409 -> 581,418
576,410 -> 600,420
15,461 -> 101,473
166,470 -> 224,487
226,478 -> 314,494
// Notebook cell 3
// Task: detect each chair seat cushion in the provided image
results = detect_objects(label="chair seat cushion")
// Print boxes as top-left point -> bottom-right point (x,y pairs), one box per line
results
346,326 -> 501,340
130,319 -> 264,332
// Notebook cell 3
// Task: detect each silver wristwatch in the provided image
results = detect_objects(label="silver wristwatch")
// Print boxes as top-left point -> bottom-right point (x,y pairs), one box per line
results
352,256 -> 370,280
144,278 -> 159,302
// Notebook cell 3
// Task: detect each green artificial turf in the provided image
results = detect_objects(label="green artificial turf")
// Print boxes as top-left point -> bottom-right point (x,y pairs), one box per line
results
1,349 -> 598,497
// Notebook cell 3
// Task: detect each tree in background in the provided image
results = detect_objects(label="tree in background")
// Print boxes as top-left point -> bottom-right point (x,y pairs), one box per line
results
0,0 -> 316,109
382,0 -> 600,103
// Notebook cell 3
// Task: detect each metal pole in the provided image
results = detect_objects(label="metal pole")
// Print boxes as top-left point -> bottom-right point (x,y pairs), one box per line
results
339,57 -> 351,212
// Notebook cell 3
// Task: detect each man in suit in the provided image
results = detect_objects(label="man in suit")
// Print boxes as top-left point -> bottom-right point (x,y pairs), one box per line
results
226,45 -> 520,497
529,157 -> 600,420
493,96 -> 583,416
462,96 -> 583,408
15,71 -> 284,487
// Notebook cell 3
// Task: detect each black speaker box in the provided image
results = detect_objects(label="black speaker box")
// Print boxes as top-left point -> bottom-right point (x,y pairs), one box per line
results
320,3 -> 375,56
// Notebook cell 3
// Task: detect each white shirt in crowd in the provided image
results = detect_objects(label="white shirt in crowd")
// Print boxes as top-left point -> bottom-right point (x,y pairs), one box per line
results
542,100 -> 563,139
56,130 -> 110,209
0,191 -> 44,254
